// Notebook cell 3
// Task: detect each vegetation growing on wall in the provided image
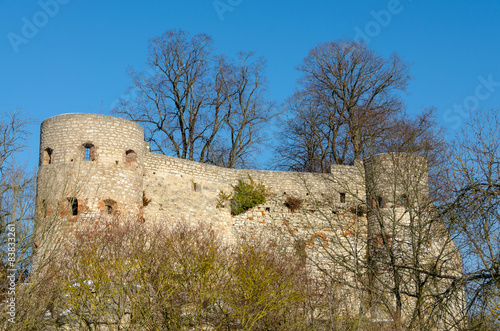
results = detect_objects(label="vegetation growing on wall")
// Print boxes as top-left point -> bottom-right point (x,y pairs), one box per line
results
217,175 -> 268,215
348,204 -> 368,216
142,191 -> 151,207
284,195 -> 303,212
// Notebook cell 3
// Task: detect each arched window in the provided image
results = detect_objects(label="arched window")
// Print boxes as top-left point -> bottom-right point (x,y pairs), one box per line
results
125,150 -> 137,165
42,148 -> 53,165
83,142 -> 96,161
66,197 -> 78,216
103,199 -> 117,215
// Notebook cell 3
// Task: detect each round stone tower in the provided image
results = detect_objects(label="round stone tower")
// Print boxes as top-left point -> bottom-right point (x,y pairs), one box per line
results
363,152 -> 429,209
363,152 -> 429,318
36,113 -> 146,220
363,152 -> 430,262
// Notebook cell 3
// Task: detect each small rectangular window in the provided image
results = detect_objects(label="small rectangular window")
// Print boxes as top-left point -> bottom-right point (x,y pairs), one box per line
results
340,193 -> 346,203
42,199 -> 48,217
83,143 -> 96,161
192,181 -> 201,192
399,194 -> 409,207
377,196 -> 384,209
103,199 -> 117,215
84,147 -> 91,161
125,150 -> 137,165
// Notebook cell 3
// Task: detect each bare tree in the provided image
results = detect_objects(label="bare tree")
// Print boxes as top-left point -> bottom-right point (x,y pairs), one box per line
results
0,110 -> 34,276
114,30 -> 214,161
114,30 -> 276,168
440,108 -> 500,329
277,126 -> 463,329
275,96 -> 332,173
276,39 -> 411,171
0,109 -> 38,328
207,52 -> 276,168
362,153 -> 462,330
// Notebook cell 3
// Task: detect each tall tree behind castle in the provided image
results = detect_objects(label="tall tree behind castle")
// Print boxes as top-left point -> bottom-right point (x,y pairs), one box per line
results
114,30 -> 276,169
0,109 -> 34,284
275,40 -> 415,172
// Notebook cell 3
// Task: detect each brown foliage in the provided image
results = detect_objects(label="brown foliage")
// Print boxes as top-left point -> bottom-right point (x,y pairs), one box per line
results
284,195 -> 303,212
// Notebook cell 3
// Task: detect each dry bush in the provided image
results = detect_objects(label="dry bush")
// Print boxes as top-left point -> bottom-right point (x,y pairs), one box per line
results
220,238 -> 308,330
284,195 -> 303,212
8,217 -> 310,330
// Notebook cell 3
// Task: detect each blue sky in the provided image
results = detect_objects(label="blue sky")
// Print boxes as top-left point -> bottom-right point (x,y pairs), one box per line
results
2,0 -> 500,169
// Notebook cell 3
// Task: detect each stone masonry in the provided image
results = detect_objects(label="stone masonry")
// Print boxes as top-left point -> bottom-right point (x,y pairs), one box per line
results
35,113 -> 462,326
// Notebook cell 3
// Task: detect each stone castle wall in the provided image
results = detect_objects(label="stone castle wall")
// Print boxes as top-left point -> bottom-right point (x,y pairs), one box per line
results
142,151 -> 366,242
35,113 -> 464,327
36,113 -> 372,245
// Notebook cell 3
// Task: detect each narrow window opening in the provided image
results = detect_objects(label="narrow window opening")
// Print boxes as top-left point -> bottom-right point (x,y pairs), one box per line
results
67,197 -> 78,216
400,194 -> 409,207
85,147 -> 91,161
377,196 -> 384,209
192,181 -> 201,192
41,199 -> 48,217
340,192 -> 346,203
83,143 -> 96,161
125,150 -> 137,165
42,148 -> 53,165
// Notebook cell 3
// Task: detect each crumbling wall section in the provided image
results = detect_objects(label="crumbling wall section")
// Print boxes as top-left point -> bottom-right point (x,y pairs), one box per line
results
142,152 -> 368,253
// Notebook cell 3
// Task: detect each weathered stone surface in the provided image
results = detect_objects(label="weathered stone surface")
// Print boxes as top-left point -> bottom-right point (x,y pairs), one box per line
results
35,113 -> 463,327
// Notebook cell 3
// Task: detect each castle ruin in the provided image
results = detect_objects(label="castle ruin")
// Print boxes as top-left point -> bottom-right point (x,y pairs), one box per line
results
35,113 -> 463,327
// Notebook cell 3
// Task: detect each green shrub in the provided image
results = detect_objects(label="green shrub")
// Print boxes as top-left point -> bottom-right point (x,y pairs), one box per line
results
218,175 -> 268,216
